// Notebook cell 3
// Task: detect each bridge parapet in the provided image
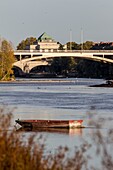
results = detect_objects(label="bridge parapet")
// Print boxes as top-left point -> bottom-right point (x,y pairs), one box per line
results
14,50 -> 113,54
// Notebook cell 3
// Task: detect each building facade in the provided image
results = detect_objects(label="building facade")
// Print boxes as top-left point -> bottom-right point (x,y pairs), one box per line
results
29,32 -> 60,52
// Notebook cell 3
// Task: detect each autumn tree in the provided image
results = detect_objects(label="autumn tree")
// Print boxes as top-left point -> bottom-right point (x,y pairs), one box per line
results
0,39 -> 15,80
17,37 -> 37,50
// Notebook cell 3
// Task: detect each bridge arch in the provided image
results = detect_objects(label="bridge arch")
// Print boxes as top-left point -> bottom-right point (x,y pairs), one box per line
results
13,66 -> 24,77
13,51 -> 113,73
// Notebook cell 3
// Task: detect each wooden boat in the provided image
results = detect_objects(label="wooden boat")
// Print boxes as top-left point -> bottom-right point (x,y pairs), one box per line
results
15,119 -> 83,130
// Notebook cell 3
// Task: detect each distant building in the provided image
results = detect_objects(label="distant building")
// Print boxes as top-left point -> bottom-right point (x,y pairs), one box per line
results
28,32 -> 60,52
92,42 -> 113,50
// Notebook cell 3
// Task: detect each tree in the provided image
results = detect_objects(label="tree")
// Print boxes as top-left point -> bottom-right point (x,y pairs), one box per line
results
66,42 -> 79,50
75,41 -> 94,50
0,39 -> 15,80
17,37 -> 37,50
83,41 -> 94,50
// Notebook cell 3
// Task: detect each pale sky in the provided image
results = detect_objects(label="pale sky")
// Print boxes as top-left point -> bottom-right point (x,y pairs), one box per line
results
0,0 -> 113,48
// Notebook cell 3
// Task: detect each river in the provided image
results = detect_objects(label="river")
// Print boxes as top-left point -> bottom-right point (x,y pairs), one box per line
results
0,78 -> 113,154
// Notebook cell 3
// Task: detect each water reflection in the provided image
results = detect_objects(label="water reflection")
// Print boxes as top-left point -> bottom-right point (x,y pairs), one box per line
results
16,127 -> 83,136
69,128 -> 82,136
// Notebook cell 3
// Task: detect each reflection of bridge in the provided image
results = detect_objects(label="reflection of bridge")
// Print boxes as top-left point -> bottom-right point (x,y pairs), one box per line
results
14,50 -> 113,73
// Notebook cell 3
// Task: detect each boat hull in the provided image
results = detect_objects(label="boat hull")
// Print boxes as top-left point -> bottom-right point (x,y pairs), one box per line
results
15,119 -> 83,130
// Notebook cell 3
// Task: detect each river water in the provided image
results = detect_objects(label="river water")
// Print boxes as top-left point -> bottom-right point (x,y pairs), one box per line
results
0,78 -> 113,153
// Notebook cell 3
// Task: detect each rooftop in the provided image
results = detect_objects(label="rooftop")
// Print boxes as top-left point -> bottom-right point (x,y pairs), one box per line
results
38,32 -> 54,42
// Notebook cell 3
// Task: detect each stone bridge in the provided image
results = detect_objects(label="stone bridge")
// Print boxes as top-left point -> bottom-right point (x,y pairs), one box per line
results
13,50 -> 113,73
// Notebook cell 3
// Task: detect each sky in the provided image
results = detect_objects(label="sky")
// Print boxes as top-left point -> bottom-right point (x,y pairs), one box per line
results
0,0 -> 113,48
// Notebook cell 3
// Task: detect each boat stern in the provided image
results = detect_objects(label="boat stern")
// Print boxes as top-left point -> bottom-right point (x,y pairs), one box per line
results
69,120 -> 83,128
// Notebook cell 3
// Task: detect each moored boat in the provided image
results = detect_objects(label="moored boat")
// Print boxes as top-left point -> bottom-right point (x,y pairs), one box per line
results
90,80 -> 113,87
15,119 -> 83,130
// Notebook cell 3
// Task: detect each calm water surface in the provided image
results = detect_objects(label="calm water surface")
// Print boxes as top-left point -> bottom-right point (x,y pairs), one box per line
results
0,78 -> 113,152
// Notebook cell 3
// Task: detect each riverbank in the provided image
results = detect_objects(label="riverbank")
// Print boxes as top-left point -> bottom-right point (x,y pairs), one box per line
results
0,79 -> 77,83
0,78 -> 103,84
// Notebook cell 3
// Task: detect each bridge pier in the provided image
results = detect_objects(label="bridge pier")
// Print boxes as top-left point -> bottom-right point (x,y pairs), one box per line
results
24,63 -> 29,73
20,55 -> 22,61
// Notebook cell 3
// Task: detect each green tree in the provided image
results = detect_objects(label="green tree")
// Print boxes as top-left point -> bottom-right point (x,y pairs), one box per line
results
83,41 -> 94,50
0,39 -> 15,80
17,37 -> 37,50
66,42 -> 79,50
78,41 -> 94,50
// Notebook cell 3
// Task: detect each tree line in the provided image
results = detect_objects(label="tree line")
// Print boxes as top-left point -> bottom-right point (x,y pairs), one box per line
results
17,37 -> 94,51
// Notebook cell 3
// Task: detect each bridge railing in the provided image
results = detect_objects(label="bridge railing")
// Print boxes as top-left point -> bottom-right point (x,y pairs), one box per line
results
14,50 -> 113,54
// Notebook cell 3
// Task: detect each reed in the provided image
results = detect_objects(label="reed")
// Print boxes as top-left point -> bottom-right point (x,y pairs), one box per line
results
0,107 -> 113,170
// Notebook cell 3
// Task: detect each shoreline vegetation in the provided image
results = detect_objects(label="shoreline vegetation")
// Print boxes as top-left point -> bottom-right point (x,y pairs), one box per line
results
0,107 -> 113,169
